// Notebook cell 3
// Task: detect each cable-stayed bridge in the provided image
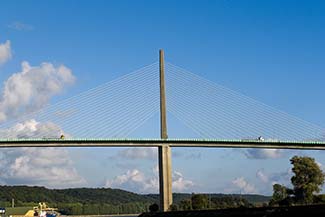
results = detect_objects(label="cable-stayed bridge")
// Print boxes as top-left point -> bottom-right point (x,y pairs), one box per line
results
0,50 -> 324,211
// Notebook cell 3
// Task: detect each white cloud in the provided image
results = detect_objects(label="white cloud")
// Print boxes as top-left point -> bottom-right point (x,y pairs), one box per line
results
232,177 -> 257,194
256,170 -> 269,183
0,40 -> 12,65
0,119 -> 67,139
105,166 -> 194,193
256,168 -> 292,187
245,149 -> 283,159
0,147 -> 86,188
105,169 -> 157,193
0,61 -> 75,122
269,169 -> 293,186
117,147 -> 157,160
254,169 -> 290,195
0,104 -> 80,189
172,171 -> 194,192
8,22 -> 34,31
0,40 -> 80,188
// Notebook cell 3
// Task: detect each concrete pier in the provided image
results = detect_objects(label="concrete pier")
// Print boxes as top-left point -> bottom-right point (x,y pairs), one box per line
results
158,145 -> 173,211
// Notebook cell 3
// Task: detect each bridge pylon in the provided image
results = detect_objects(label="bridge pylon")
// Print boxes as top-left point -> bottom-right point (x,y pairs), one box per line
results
158,49 -> 173,211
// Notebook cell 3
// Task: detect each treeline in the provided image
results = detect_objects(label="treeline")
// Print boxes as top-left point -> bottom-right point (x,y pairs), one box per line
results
169,194 -> 253,211
0,185 -> 271,214
0,186 -> 154,214
57,202 -> 149,215
0,186 -> 154,205
147,193 -> 270,205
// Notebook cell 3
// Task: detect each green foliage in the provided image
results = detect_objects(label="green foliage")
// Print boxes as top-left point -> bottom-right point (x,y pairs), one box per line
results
0,186 -> 154,215
210,196 -> 251,209
0,186 -> 269,214
149,203 -> 159,212
291,156 -> 325,204
269,184 -> 289,205
169,204 -> 178,211
177,194 -> 252,211
313,194 -> 325,204
147,193 -> 270,206
270,155 -> 325,206
179,199 -> 192,210
191,194 -> 208,210
0,186 -> 155,204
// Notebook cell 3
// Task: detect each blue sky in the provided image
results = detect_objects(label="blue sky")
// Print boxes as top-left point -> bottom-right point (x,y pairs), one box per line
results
0,0 -> 325,195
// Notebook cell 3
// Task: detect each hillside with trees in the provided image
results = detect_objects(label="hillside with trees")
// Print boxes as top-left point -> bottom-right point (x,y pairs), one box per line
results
0,186 -> 155,214
0,186 -> 270,214
3,155 -> 324,214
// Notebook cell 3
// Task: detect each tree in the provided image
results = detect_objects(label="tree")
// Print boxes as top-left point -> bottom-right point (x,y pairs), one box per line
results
210,196 -> 251,209
148,203 -> 159,213
169,204 -> 178,211
270,156 -> 325,206
290,156 -> 325,204
179,199 -> 192,211
191,194 -> 208,210
270,184 -> 288,205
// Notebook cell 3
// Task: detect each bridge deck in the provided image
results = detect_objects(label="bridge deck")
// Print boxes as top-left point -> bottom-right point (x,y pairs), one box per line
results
0,138 -> 324,150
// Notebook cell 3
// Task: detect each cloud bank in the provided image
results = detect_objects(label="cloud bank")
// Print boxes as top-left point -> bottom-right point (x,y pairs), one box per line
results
0,40 -> 81,188
232,177 -> 257,194
0,147 -> 86,188
105,166 -> 194,193
0,40 -> 12,65
245,149 -> 283,159
0,119 -> 66,139
0,61 -> 75,122
256,169 -> 292,186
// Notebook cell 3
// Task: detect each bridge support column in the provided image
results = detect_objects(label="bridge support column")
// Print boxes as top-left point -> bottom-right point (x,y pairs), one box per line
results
158,49 -> 172,211
158,145 -> 172,211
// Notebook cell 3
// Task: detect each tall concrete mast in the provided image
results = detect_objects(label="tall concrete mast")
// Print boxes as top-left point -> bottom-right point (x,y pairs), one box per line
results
158,49 -> 173,211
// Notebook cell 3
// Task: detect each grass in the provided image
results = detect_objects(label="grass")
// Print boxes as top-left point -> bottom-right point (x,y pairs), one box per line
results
5,207 -> 32,216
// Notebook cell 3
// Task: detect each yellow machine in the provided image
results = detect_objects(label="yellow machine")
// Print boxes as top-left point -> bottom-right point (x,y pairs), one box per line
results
24,203 -> 58,217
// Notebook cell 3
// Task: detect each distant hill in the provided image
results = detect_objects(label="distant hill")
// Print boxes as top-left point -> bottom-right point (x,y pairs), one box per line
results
0,185 -> 271,214
0,185 -> 155,205
0,185 -> 156,214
